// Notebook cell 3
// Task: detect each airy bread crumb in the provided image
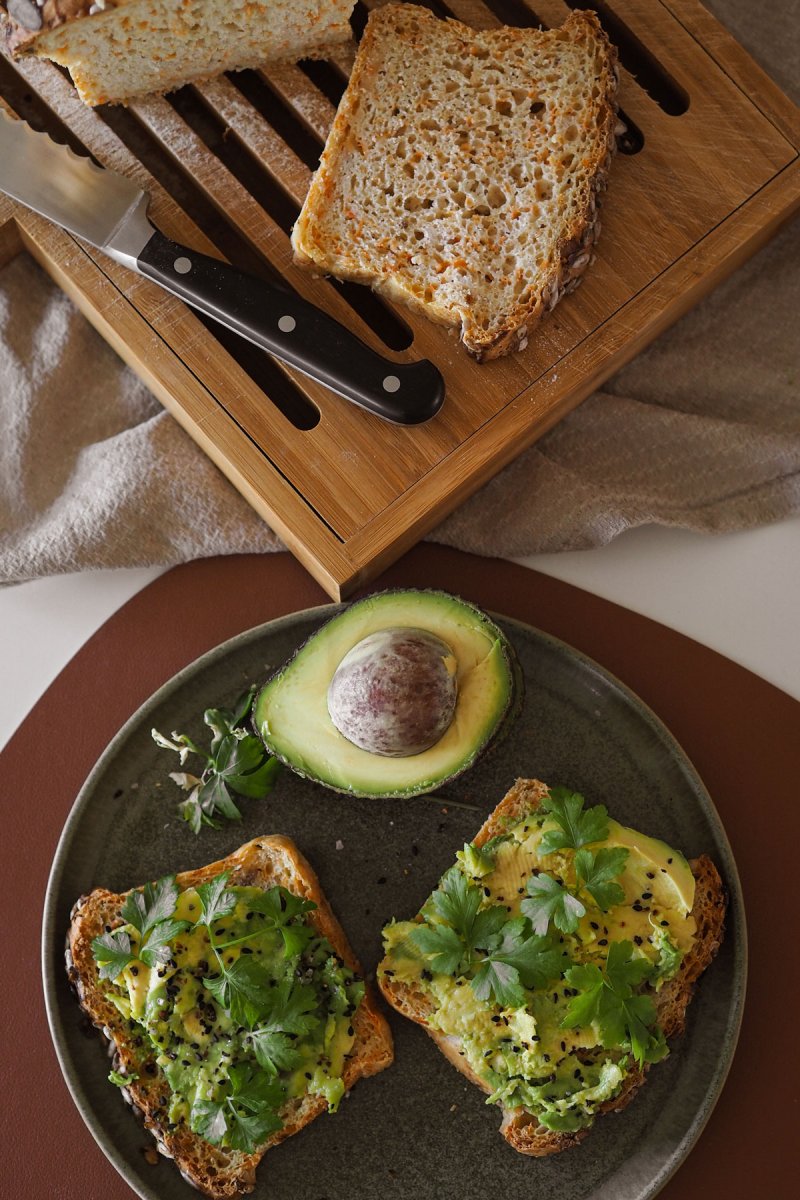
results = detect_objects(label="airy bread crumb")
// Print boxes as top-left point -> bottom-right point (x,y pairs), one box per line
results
292,4 -> 619,360
3,0 -> 356,106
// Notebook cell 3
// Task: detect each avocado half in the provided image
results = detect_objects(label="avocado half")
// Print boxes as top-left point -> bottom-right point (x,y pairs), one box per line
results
253,590 -> 522,799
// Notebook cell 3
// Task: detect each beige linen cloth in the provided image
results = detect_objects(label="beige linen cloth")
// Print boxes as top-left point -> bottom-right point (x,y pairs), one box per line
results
1,1 -> 798,582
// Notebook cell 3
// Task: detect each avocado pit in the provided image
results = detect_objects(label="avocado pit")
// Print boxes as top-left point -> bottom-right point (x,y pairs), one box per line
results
327,627 -> 458,757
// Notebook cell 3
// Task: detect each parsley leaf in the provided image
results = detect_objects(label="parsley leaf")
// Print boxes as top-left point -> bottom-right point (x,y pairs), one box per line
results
471,920 -> 565,1007
203,955 -> 274,1029
194,871 -> 238,926
562,940 -> 666,1066
93,875 -> 188,979
538,788 -> 610,855
138,918 -> 189,968
193,876 -> 318,1026
522,873 -> 586,935
247,887 -> 318,957
91,929 -> 136,981
575,846 -> 629,911
152,687 -> 281,833
190,1063 -> 284,1153
411,923 -> 466,975
120,875 -> 181,938
248,979 -> 320,1075
431,867 -> 507,953
413,867 -> 507,975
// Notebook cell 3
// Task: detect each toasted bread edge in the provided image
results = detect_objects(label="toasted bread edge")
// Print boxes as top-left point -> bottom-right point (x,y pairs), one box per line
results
379,777 -> 727,1157
66,835 -> 394,1198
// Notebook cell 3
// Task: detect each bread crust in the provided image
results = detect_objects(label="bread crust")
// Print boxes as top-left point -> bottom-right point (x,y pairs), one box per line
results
66,835 -> 393,1197
292,5 -> 619,361
379,778 -> 726,1155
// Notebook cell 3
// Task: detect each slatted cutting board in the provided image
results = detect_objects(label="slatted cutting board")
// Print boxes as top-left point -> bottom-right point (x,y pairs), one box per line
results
1,0 -> 798,598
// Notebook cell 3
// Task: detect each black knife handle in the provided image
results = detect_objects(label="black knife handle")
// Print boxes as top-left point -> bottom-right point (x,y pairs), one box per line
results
136,231 -> 444,425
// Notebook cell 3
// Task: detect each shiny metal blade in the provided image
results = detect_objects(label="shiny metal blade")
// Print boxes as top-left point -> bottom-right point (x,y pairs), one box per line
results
0,108 -> 146,250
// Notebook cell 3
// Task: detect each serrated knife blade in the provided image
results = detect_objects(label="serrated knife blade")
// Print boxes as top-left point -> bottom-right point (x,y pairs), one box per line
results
0,108 -> 146,253
0,109 -> 444,424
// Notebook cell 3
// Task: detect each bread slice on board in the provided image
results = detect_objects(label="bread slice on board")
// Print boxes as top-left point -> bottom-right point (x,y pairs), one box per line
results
292,4 -> 619,360
379,778 -> 727,1155
1,0 -> 356,107
66,835 -> 393,1197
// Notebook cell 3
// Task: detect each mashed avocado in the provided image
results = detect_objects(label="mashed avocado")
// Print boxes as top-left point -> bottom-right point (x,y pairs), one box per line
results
98,880 -> 364,1152
380,789 -> 696,1134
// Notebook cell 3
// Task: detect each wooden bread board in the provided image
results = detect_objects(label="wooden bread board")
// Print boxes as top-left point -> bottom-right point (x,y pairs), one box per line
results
1,0 -> 798,599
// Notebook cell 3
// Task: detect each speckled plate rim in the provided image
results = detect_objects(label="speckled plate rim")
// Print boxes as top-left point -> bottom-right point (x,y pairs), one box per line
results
41,603 -> 747,1200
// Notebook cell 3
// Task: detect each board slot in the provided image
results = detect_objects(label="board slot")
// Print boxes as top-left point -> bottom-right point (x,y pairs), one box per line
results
227,69 -> 324,170
297,59 -> 348,109
481,0 -> 544,28
97,103 -> 321,431
192,311 -> 321,430
350,1 -> 370,38
167,85 -> 413,353
562,0 -> 689,115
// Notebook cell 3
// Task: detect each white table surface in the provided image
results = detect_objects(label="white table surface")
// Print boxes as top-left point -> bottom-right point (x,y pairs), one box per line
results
1,515 -> 798,753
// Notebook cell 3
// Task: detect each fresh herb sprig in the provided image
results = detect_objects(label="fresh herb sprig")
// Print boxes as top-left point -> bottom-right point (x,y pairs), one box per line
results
562,940 -> 669,1067
411,865 -> 565,1007
190,1063 -> 284,1152
152,687 -> 281,833
94,868 -> 329,1156
520,790 -> 629,936
191,872 -> 317,1029
91,875 -> 188,980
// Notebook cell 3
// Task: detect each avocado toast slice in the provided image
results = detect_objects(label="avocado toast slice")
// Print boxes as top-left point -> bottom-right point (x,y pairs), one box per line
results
67,836 -> 393,1197
378,779 -> 726,1154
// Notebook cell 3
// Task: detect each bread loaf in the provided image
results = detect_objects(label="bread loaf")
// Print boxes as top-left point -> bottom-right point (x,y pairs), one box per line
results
1,0 -> 356,106
292,4 -> 619,360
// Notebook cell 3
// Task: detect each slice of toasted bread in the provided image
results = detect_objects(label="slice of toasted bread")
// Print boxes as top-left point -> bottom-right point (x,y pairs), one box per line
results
379,778 -> 726,1155
67,836 -> 393,1197
292,4 -> 618,361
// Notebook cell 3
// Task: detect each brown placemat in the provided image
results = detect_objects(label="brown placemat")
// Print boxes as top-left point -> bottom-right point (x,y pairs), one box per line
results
2,546 -> 797,1198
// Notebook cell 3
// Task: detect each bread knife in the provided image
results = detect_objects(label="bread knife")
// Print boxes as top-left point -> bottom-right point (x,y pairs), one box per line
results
0,109 -> 445,425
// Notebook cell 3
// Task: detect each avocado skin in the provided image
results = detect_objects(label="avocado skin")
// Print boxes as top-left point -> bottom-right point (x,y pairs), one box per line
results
252,589 -> 523,799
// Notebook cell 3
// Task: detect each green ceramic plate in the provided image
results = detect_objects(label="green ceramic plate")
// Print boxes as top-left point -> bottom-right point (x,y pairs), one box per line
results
43,607 -> 745,1200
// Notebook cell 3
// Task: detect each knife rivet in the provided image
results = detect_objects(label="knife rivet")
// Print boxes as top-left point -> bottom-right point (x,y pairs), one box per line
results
382,375 -> 401,393
278,315 -> 296,333
173,256 -> 192,274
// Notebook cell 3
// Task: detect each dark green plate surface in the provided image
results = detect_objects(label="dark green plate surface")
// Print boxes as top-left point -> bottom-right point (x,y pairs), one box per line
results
43,607 -> 745,1200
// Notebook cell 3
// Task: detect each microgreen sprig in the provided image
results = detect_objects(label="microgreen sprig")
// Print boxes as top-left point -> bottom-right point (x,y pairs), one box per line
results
152,687 -> 281,833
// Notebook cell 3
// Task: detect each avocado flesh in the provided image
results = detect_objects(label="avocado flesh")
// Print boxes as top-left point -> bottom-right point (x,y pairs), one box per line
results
254,591 -> 519,798
380,807 -> 698,1130
104,886 -> 363,1141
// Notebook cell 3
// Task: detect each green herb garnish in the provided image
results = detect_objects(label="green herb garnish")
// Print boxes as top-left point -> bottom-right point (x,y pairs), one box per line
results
562,940 -> 669,1067
247,978 -> 320,1075
190,1063 -> 284,1153
411,866 -> 564,1006
537,787 -> 611,854
471,918 -> 566,1008
520,790 -> 626,935
152,687 -> 281,833
91,875 -> 188,980
190,872 -> 319,1029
